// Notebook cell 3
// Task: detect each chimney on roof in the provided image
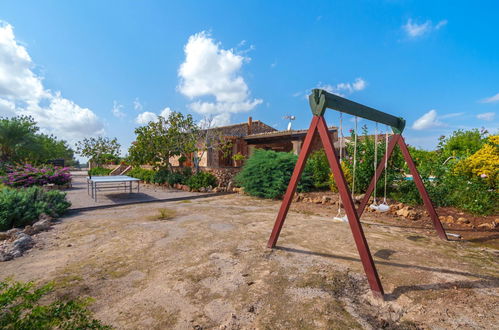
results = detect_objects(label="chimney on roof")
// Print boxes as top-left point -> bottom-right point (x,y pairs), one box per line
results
247,116 -> 253,135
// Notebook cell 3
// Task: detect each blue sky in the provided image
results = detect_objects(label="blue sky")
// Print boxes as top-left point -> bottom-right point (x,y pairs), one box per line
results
0,0 -> 497,157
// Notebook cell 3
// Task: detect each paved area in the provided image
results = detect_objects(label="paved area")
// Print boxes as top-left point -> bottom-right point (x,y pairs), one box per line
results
66,172 -> 204,210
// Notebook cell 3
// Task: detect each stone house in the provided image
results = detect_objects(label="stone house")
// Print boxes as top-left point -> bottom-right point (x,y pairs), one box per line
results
172,117 -> 339,187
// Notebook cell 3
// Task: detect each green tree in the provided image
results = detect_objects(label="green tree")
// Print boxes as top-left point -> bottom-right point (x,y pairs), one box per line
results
0,116 -> 75,165
437,128 -> 488,159
128,111 -> 198,168
75,137 -> 121,166
0,116 -> 38,162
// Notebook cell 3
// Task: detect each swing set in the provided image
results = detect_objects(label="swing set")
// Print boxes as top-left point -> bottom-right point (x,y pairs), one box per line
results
267,88 -> 448,299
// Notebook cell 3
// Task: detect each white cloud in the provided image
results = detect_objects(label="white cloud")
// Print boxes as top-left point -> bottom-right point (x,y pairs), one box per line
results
135,111 -> 158,125
135,107 -> 174,125
0,21 -> 103,141
412,109 -> 443,130
111,101 -> 125,118
403,19 -> 447,38
133,98 -> 143,111
476,112 -> 495,121
480,92 -> 499,103
178,31 -> 262,124
318,77 -> 367,97
159,107 -> 172,119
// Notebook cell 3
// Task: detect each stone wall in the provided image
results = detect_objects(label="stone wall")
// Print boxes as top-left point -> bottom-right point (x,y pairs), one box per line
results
200,167 -> 241,188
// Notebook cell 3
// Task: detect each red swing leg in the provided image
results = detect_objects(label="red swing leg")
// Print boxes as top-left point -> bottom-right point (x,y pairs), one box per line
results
267,116 -> 320,248
397,137 -> 448,240
316,117 -> 384,298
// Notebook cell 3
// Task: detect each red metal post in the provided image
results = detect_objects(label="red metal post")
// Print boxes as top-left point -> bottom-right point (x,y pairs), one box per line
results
397,137 -> 448,240
316,116 -> 384,298
267,116 -> 320,248
357,134 -> 400,218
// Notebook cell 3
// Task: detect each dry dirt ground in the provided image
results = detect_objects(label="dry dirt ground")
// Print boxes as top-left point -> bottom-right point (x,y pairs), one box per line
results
1,194 -> 498,329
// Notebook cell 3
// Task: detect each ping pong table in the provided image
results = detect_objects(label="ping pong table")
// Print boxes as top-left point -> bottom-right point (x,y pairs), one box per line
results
87,175 -> 140,202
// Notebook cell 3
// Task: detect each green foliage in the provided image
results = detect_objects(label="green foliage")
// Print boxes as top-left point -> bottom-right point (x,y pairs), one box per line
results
0,116 -> 75,165
128,111 -> 198,168
88,167 -> 112,176
75,137 -> 121,166
127,167 -> 155,183
437,128 -> 487,159
306,150 -> 331,190
343,125 -> 405,194
152,168 -> 170,184
0,187 -> 71,231
0,279 -> 110,329
186,172 -> 217,190
235,149 -> 314,199
392,175 -> 497,215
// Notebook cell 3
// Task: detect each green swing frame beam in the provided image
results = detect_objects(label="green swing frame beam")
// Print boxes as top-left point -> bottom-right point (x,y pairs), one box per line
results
309,88 -> 406,134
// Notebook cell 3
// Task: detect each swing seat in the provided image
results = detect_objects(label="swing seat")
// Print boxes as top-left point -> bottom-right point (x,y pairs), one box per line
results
332,215 -> 348,222
377,203 -> 390,212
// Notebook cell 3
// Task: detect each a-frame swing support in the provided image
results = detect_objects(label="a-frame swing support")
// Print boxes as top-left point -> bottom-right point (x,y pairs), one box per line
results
267,89 -> 448,299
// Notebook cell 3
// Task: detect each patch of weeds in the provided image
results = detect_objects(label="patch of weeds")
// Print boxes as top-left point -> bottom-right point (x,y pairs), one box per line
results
149,208 -> 177,221
0,278 -> 110,329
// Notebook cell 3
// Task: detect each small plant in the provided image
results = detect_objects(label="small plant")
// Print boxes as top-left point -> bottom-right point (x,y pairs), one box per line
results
0,186 -> 71,231
88,167 -> 112,176
232,152 -> 246,161
149,208 -> 177,221
187,171 -> 217,190
0,278 -> 110,329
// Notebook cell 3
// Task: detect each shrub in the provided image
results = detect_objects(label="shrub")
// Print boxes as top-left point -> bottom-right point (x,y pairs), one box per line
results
187,171 -> 217,190
88,167 -> 112,176
235,149 -> 314,199
453,135 -> 498,188
1,164 -> 72,188
0,187 -> 71,231
306,150 -> 331,189
153,168 -> 170,184
0,279 -> 109,329
329,162 -> 353,192
128,167 -> 155,183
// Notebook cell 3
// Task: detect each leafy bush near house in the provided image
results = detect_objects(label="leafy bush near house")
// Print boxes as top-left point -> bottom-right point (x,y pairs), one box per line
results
0,187 -> 71,231
128,167 -> 155,183
1,164 -> 72,188
152,168 -> 170,184
187,172 -> 217,190
88,167 -> 112,176
453,135 -> 498,188
306,150 -> 331,190
235,149 -> 314,199
329,162 -> 353,192
0,279 -> 110,329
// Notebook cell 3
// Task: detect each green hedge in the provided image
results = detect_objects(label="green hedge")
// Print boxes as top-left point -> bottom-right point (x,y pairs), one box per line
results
88,167 -> 112,176
235,149 -> 313,199
187,172 -> 217,190
0,187 -> 71,231
127,167 -> 155,183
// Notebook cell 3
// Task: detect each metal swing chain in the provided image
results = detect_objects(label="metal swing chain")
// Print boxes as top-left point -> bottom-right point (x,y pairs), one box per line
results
335,112 -> 344,218
383,125 -> 389,204
351,117 -> 358,199
373,123 -> 378,205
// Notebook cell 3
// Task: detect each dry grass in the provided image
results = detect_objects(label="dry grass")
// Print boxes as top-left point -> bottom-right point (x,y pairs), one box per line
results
149,208 -> 177,221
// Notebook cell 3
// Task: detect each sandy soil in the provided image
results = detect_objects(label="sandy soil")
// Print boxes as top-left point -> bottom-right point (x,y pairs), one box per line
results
1,194 -> 498,329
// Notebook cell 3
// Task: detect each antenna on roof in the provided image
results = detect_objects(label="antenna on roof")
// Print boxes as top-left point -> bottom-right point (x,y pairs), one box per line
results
283,115 -> 296,131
